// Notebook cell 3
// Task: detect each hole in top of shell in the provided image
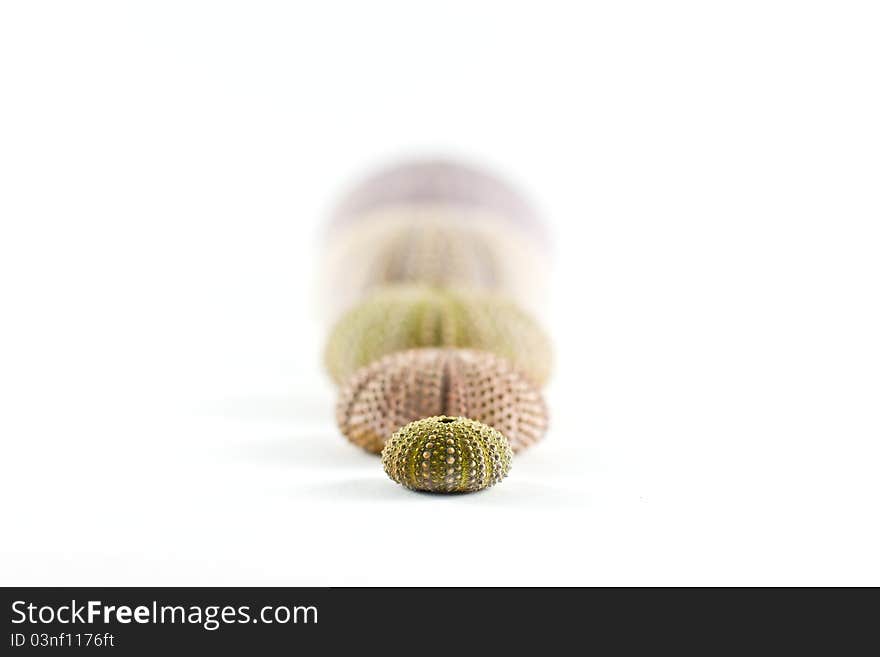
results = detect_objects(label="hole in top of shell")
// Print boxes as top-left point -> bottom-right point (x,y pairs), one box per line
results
438,417 -> 456,423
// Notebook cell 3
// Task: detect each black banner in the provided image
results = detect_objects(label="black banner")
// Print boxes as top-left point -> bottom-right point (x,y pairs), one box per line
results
1,588 -> 874,652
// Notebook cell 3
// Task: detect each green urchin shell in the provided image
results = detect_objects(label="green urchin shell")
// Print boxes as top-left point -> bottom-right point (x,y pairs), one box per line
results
324,285 -> 552,385
381,416 -> 513,493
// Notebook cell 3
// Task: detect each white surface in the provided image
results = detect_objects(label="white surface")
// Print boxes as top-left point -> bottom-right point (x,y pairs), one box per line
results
1,1 -> 878,586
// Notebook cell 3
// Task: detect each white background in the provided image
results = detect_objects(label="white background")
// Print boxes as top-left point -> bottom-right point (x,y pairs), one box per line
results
1,2 -> 878,586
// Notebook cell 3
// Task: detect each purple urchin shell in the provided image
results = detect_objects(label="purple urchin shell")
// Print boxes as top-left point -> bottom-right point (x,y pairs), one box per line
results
328,158 -> 548,245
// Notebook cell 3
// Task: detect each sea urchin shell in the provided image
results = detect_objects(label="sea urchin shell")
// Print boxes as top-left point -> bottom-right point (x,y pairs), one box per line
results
317,206 -> 551,323
328,159 -> 547,244
381,416 -> 513,493
323,285 -> 552,385
337,348 -> 548,454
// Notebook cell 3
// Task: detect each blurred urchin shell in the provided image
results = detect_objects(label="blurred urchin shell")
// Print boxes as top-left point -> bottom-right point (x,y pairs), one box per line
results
323,285 -> 553,386
337,348 -> 548,454
329,159 -> 548,244
381,416 -> 513,493
317,205 -> 550,324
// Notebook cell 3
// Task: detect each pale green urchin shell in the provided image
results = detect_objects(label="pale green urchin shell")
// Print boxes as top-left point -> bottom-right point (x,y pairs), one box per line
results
381,416 -> 513,493
323,285 -> 552,385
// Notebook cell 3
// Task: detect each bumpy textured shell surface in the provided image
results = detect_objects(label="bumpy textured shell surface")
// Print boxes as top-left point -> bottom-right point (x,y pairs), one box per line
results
337,348 -> 548,454
329,159 -> 547,244
381,416 -> 513,493
324,285 -> 553,386
317,206 -> 550,324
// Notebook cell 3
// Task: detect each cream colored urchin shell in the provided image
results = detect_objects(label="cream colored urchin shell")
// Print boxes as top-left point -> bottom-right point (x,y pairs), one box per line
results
336,348 -> 548,454
381,416 -> 513,493
323,285 -> 553,386
317,204 -> 551,325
